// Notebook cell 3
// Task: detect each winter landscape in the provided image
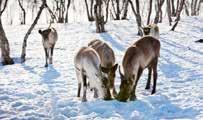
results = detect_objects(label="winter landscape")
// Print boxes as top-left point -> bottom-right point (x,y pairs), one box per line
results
0,0 -> 203,120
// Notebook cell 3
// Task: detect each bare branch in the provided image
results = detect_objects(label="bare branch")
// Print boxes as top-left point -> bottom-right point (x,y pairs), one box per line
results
18,0 -> 26,24
0,0 -> 8,15
21,0 -> 47,62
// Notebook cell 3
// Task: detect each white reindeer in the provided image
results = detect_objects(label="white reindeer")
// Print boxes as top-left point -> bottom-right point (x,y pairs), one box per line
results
74,47 -> 111,102
88,39 -> 118,98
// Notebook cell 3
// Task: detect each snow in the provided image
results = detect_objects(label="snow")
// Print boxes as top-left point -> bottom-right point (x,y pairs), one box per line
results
0,16 -> 203,120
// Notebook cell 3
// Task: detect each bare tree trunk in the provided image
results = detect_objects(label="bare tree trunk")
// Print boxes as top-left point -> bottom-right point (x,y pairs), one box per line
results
167,0 -> 172,26
171,0 -> 176,16
94,0 -> 105,33
57,0 -> 65,23
90,0 -> 94,18
85,0 -> 94,21
147,0 -> 153,25
128,0 -> 142,35
191,0 -> 194,15
154,0 -> 165,24
18,0 -> 26,24
115,0 -> 120,20
196,0 -> 202,15
0,18 -> 14,65
0,0 -> 14,65
65,0 -> 71,23
135,0 -> 142,35
21,0 -> 47,62
31,0 -> 38,20
171,0 -> 185,31
53,0 -> 65,23
184,1 -> 189,16
175,0 -> 180,16
85,0 -> 91,20
105,0 -> 110,23
193,0 -> 198,15
111,0 -> 117,19
121,0 -> 129,20
159,0 -> 165,22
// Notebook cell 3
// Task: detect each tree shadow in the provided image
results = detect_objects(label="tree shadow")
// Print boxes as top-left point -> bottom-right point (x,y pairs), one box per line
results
40,65 -> 60,83
159,56 -> 185,79
40,65 -> 61,117
161,38 -> 203,56
21,64 -> 38,75
161,47 -> 203,66
100,33 -> 125,51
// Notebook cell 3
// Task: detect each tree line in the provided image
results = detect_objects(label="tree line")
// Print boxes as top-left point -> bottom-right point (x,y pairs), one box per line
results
0,0 -> 202,65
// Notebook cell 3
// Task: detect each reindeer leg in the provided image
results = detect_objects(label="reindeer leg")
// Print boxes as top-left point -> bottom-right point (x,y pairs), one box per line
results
145,67 -> 152,89
111,78 -> 117,98
76,70 -> 82,97
130,67 -> 143,101
82,74 -> 87,102
94,88 -> 99,98
77,83 -> 81,97
112,87 -> 117,98
44,48 -> 48,67
129,85 -> 136,101
50,45 -> 55,64
152,58 -> 158,94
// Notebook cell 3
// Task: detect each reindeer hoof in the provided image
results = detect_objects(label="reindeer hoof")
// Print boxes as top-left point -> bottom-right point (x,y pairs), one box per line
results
94,93 -> 99,98
45,64 -> 48,67
145,86 -> 150,90
151,90 -> 156,95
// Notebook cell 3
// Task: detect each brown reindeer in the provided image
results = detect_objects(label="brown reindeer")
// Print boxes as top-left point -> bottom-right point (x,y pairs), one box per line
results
39,27 -> 58,67
74,47 -> 111,102
88,39 -> 118,98
116,36 -> 160,102
141,24 -> 159,39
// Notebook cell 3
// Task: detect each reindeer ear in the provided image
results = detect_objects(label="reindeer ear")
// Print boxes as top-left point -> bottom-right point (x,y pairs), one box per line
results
111,64 -> 118,72
38,30 -> 42,34
119,66 -> 124,80
47,29 -> 52,34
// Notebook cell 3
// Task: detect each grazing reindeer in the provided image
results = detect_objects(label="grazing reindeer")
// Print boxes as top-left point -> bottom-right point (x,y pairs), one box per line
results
141,24 -> 159,39
74,47 -> 112,102
88,39 -> 118,98
116,36 -> 160,102
38,27 -> 58,67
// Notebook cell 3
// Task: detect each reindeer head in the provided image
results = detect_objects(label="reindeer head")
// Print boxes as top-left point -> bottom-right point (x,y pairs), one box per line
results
141,26 -> 151,36
116,67 -> 134,102
100,75 -> 112,100
38,29 -> 52,40
100,64 -> 118,89
98,66 -> 112,100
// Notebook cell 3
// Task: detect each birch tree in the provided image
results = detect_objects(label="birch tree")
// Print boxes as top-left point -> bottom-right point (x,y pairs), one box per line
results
0,0 -> 14,65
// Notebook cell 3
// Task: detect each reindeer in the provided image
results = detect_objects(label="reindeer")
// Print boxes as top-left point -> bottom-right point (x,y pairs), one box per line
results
116,36 -> 160,102
38,27 -> 58,67
88,39 -> 118,98
141,24 -> 159,39
74,47 -> 112,102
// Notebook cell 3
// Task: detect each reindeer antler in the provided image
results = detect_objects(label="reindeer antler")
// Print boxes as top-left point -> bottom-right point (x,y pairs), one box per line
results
48,20 -> 54,29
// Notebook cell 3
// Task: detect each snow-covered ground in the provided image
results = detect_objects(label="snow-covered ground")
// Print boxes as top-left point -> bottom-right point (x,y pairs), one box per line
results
0,16 -> 203,120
